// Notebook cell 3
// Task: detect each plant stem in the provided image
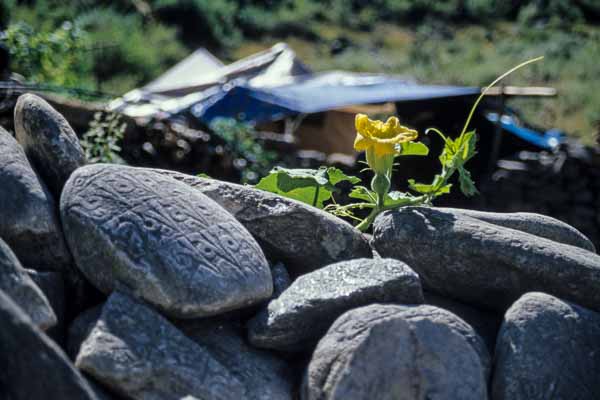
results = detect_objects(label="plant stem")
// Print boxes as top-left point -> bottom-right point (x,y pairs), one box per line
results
312,185 -> 320,207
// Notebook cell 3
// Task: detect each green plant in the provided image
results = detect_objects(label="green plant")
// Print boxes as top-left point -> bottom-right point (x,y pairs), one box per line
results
256,57 -> 543,231
81,111 -> 126,164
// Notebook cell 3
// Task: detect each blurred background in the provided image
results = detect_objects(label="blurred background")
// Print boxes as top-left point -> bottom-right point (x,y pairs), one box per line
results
1,0 -> 600,246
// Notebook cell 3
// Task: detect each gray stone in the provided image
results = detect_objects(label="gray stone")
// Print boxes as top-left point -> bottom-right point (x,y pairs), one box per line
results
424,291 -> 501,354
372,207 -> 600,312
153,170 -> 371,276
303,304 -> 488,400
178,318 -> 295,400
27,269 -> 65,342
75,292 -> 246,400
0,126 -> 72,271
271,262 -> 292,298
60,164 -> 272,318
492,292 -> 600,400
248,258 -> 424,352
67,304 -> 103,360
440,207 -> 595,252
0,238 -> 56,330
0,289 -> 98,400
14,93 -> 85,196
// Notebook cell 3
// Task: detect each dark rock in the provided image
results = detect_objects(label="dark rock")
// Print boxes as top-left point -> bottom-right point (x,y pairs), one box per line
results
0,126 -> 71,271
0,289 -> 98,400
249,258 -> 424,352
303,304 -> 488,400
441,207 -> 595,252
424,291 -> 501,354
27,269 -> 65,342
271,262 -> 292,298
14,93 -> 85,196
67,304 -> 103,360
60,164 -> 272,318
492,292 -> 600,400
152,170 -> 371,276
0,238 -> 56,330
373,207 -> 600,312
178,318 -> 295,400
75,292 -> 246,400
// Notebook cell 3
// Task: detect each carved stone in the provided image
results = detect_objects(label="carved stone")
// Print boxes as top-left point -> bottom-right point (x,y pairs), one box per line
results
151,169 -> 372,276
14,93 -> 86,197
0,238 -> 56,330
248,258 -> 424,352
76,292 -> 246,400
0,126 -> 72,271
60,164 -> 272,318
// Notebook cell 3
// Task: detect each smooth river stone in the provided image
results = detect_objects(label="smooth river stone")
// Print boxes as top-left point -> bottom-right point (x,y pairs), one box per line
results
60,164 -> 272,318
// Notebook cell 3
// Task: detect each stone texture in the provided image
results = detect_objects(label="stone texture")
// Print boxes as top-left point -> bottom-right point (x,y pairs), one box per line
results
178,318 -> 295,400
303,304 -> 488,400
249,258 -> 424,351
0,238 -> 56,330
424,291 -> 501,354
14,93 -> 85,196
75,292 -> 246,400
492,292 -> 600,400
27,269 -> 65,341
373,207 -> 600,312
271,262 -> 292,298
440,207 -> 595,252
0,289 -> 98,400
60,164 -> 272,318
0,126 -> 72,271
152,170 -> 371,276
67,304 -> 103,360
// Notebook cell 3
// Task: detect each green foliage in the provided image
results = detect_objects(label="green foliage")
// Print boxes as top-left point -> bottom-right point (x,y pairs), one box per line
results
256,166 -> 360,208
2,20 -> 94,88
81,112 -> 126,164
209,118 -> 279,184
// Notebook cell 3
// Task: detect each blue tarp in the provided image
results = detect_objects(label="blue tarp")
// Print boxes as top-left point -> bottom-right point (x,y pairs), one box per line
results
190,73 -> 481,124
486,113 -> 565,150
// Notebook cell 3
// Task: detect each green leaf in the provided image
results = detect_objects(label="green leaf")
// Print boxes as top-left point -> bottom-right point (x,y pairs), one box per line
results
197,173 -> 212,179
408,177 -> 452,195
458,166 -> 478,196
349,186 -> 377,203
255,166 -> 360,209
384,191 -> 418,207
397,141 -> 429,156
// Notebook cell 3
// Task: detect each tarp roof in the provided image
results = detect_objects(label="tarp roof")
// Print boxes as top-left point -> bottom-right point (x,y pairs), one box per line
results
191,72 -> 481,124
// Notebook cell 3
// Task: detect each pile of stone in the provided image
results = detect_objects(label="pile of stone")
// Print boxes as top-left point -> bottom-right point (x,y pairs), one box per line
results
2,93 -> 600,400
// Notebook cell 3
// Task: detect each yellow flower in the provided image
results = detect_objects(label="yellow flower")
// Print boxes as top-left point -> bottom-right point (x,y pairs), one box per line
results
354,114 -> 418,175
354,114 -> 418,156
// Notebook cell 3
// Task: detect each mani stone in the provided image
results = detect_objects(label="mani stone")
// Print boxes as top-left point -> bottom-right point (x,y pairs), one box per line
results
303,304 -> 489,400
178,319 -> 295,400
0,126 -> 72,271
0,238 -> 56,330
14,93 -> 86,197
0,289 -> 98,400
152,169 -> 371,276
75,292 -> 246,400
60,164 -> 272,318
492,292 -> 600,400
440,207 -> 596,252
248,258 -> 424,352
372,207 -> 600,312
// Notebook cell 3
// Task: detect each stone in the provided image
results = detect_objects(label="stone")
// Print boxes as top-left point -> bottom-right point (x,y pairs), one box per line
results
0,289 -> 98,400
0,126 -> 72,271
67,304 -> 103,360
372,207 -> 600,312
27,269 -> 66,342
271,262 -> 292,298
440,207 -> 595,252
303,304 -> 489,400
492,292 -> 600,400
152,170 -> 371,276
0,238 -> 56,330
178,318 -> 295,400
14,93 -> 86,196
249,258 -> 424,352
424,291 -> 501,354
75,292 -> 246,400
60,164 -> 272,318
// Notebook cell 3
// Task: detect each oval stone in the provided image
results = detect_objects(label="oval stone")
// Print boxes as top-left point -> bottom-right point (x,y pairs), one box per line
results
60,164 -> 272,318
